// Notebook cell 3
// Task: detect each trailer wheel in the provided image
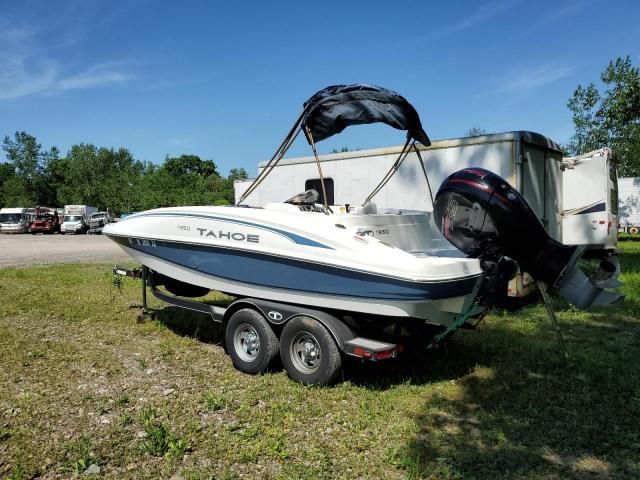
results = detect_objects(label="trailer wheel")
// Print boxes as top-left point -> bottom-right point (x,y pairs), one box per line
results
225,308 -> 278,374
280,317 -> 341,386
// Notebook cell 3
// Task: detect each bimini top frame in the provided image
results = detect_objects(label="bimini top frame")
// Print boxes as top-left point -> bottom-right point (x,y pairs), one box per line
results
236,84 -> 434,209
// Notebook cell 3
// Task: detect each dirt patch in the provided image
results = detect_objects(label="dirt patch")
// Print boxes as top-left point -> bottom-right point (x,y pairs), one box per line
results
0,234 -> 129,267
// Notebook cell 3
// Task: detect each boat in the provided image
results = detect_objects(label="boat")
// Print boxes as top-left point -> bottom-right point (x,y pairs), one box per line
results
104,84 -> 621,384
105,202 -> 484,325
105,84 -> 487,326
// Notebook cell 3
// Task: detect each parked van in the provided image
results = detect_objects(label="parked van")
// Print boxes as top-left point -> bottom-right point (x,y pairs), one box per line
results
0,207 -> 36,234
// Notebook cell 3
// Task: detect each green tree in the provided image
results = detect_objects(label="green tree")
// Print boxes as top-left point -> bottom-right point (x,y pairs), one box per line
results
0,162 -> 16,206
58,144 -> 143,211
228,168 -> 248,181
164,154 -> 219,177
57,143 -> 100,206
136,155 -> 226,209
33,146 -> 62,206
0,176 -> 30,206
466,127 -> 487,137
567,55 -> 640,175
330,146 -> 354,154
1,131 -> 58,205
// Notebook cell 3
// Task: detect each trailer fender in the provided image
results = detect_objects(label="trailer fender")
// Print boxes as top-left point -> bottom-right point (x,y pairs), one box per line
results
224,298 -> 355,350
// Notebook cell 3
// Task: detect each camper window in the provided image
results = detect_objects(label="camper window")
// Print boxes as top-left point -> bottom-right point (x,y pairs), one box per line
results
305,178 -> 334,205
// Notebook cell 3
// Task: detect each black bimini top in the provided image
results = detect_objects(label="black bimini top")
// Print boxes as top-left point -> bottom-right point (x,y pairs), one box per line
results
301,84 -> 430,146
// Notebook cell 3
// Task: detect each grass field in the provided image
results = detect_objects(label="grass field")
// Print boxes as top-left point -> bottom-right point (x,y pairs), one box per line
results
1,243 -> 639,479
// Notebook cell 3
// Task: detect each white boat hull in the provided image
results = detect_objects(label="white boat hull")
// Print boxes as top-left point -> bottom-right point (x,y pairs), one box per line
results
105,205 -> 484,325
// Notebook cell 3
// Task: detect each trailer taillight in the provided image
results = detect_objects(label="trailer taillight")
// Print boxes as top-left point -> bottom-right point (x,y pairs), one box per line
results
374,349 -> 396,360
352,346 -> 396,361
353,347 -> 370,358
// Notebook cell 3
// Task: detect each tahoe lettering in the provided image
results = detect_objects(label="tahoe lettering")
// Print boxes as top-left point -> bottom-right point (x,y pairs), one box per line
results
196,228 -> 259,243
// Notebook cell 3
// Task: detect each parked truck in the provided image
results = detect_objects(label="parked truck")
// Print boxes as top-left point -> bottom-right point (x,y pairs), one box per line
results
618,177 -> 640,234
561,148 -> 618,253
0,207 -> 36,233
87,211 -> 113,234
60,205 -> 98,234
29,206 -> 61,234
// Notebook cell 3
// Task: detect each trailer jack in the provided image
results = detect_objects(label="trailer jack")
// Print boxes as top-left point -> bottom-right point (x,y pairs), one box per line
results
111,265 -> 149,321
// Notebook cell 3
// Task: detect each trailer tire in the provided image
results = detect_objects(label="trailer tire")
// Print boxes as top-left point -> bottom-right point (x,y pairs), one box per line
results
280,316 -> 341,386
630,227 -> 639,235
225,308 -> 278,375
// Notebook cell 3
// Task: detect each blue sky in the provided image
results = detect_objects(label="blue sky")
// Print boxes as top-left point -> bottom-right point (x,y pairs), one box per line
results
1,0 -> 639,175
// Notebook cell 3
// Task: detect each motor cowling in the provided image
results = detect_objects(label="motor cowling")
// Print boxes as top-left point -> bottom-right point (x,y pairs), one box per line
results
433,168 -> 576,288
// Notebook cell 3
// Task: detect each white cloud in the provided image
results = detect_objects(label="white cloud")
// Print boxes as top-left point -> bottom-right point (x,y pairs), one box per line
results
496,65 -> 573,94
0,58 -> 59,100
423,1 -> 520,40
0,20 -> 133,101
517,0 -> 599,37
59,65 -> 134,90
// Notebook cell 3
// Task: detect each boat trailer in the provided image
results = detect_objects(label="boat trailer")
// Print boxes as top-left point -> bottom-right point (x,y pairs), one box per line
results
111,265 -> 427,385
111,265 -> 571,385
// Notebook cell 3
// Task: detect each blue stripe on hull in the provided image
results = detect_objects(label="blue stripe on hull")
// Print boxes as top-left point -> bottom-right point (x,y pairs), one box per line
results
112,236 -> 478,301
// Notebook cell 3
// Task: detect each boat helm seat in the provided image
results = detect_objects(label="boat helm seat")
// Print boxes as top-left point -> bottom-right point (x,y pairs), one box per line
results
285,189 -> 319,206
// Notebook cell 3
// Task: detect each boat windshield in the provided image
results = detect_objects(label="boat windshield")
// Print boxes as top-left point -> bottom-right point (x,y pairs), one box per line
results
0,213 -> 22,223
64,215 -> 83,222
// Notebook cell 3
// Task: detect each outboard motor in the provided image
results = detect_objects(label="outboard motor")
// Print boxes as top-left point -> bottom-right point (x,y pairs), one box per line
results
433,168 -> 622,308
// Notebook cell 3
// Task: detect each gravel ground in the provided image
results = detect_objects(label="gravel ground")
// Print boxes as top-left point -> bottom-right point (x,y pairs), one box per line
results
0,233 -> 130,267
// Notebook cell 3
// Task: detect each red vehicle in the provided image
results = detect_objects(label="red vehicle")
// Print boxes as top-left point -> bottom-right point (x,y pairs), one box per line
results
29,207 -> 60,234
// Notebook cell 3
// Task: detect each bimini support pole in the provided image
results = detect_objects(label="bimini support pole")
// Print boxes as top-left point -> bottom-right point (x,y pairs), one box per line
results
363,136 -> 413,205
411,143 -> 434,207
237,109 -> 306,206
304,126 -> 329,210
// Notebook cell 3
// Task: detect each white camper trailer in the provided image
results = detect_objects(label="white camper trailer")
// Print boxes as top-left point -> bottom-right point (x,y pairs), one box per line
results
236,131 -> 565,241
618,177 -> 640,234
561,149 -> 618,252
